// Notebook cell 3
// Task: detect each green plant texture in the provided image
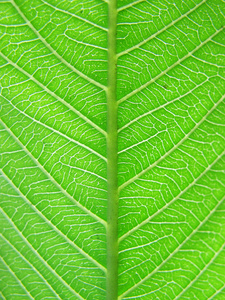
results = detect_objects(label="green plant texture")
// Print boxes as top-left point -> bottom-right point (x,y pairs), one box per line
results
0,0 -> 225,299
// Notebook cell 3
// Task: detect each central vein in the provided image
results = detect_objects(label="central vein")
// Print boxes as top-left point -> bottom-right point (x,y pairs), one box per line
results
106,0 -> 118,299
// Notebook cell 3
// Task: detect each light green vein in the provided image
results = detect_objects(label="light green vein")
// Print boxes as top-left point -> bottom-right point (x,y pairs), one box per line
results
118,77 -> 210,133
1,106 -> 106,163
40,0 -> 107,32
0,234 -> 62,300
117,26 -> 223,105
0,120 -> 107,227
1,94 -> 108,173
191,53 -> 225,68
117,0 -> 207,57
10,0 -> 107,91
174,242 -> 225,299
0,170 -> 106,273
0,52 -> 107,138
0,208 -> 86,300
208,284 -> 225,299
119,236 -> 168,255
0,257 -> 34,299
64,34 -> 107,51
117,0 -> 146,12
118,93 -> 225,191
0,23 -> 26,27
0,290 -> 6,300
119,148 -> 225,243
118,195 -> 225,299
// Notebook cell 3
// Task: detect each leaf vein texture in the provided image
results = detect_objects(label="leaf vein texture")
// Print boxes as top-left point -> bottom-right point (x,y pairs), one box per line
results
0,120 -> 107,226
0,170 -> 107,272
119,149 -> 225,242
0,208 -> 86,300
117,0 -> 207,57
118,195 -> 225,299
10,0 -> 107,91
118,93 -> 225,190
117,27 -> 224,104
0,53 -> 107,138
0,0 -> 225,299
0,234 -> 62,300
0,256 -> 34,299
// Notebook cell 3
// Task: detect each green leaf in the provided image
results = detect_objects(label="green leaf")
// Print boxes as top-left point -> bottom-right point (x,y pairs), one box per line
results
0,0 -> 225,299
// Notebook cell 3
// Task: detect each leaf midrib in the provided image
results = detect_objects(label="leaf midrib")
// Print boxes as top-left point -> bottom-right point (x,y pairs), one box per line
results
106,0 -> 119,299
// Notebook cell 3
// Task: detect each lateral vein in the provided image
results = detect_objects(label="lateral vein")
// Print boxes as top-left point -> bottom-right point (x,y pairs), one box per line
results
117,0 -> 146,12
119,148 -> 225,242
208,282 -> 225,299
0,256 -> 35,299
0,52 -> 107,138
1,94 -> 108,172
117,26 -> 223,105
118,78 -> 209,133
10,0 -> 107,91
173,242 -> 225,300
0,170 -> 107,273
40,0 -> 107,32
0,120 -> 107,227
117,0 -> 207,57
118,93 -> 225,191
0,234 -> 62,300
118,195 -> 225,299
0,208 -> 86,300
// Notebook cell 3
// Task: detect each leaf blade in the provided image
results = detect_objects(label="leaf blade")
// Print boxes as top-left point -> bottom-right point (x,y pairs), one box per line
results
0,0 -> 225,299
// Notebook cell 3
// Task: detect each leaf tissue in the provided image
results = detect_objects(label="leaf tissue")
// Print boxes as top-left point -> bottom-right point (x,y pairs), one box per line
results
0,0 -> 225,299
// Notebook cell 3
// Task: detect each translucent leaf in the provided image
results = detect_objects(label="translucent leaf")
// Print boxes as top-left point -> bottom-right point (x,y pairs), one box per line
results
0,0 -> 225,299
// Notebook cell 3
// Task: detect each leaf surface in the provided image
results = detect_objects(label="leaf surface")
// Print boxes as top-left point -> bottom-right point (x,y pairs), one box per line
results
0,0 -> 225,299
